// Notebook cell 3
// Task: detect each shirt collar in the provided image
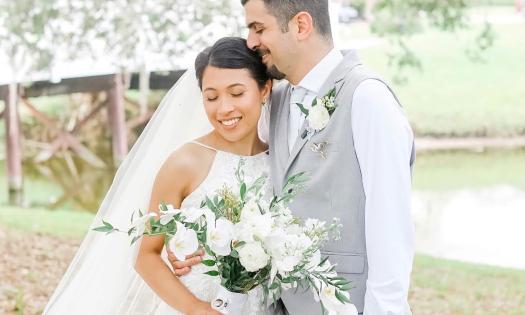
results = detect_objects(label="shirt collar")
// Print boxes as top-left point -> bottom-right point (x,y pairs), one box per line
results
296,47 -> 343,94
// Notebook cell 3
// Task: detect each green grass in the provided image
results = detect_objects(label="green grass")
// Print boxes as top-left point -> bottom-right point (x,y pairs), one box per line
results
0,206 -> 94,238
342,15 -> 525,137
1,205 -> 524,314
413,149 -> 525,190
411,254 -> 525,314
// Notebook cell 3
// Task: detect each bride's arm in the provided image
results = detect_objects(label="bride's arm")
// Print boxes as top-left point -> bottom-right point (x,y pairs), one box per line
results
135,149 -> 220,314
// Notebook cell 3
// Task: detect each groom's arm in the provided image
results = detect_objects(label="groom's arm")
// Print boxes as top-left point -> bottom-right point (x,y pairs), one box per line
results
352,79 -> 415,315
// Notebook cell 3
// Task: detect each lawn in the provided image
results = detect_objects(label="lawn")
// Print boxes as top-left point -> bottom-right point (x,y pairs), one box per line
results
340,8 -> 525,137
413,149 -> 525,190
1,206 -> 524,314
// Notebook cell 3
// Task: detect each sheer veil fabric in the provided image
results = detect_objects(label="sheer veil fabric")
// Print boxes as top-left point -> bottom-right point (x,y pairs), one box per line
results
44,66 -> 213,314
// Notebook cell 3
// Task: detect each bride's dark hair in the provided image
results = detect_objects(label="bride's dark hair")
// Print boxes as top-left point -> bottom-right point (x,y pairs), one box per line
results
195,37 -> 269,90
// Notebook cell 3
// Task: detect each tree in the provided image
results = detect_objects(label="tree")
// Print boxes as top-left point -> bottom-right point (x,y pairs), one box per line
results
70,0 -> 243,113
347,0 -> 496,82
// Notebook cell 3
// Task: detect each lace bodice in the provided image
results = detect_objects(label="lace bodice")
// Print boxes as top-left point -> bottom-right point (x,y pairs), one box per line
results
156,142 -> 271,315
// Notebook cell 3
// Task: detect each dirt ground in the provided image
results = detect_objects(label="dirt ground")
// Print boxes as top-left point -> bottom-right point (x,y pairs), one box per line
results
0,227 -> 80,315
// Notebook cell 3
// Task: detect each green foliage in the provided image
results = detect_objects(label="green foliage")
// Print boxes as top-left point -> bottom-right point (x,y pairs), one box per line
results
0,206 -> 94,238
72,0 -> 243,70
0,0 -> 242,78
358,21 -> 525,137
413,149 -> 525,191
366,0 -> 497,81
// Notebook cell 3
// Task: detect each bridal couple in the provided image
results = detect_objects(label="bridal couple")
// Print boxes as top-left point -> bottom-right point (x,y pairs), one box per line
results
44,0 -> 415,314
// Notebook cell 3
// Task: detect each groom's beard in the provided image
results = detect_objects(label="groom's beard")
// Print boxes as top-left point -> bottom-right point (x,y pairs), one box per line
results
256,48 -> 286,80
266,65 -> 286,80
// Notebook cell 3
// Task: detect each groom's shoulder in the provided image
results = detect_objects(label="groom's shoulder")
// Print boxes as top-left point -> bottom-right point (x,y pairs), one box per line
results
338,65 -> 390,97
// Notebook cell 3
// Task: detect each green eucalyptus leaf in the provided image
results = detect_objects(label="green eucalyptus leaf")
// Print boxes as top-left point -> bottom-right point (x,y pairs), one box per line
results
240,183 -> 247,200
296,103 -> 309,115
201,259 -> 216,266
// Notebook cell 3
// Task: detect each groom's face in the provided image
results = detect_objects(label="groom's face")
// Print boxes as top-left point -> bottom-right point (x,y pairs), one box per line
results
244,0 -> 294,80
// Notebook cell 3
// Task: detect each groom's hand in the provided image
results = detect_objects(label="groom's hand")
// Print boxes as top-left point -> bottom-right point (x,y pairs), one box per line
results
168,248 -> 204,276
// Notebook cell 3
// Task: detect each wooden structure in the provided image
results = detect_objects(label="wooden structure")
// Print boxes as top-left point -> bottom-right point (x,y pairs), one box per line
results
0,70 -> 185,205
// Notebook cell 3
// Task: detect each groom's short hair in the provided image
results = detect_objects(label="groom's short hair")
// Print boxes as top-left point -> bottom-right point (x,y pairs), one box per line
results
241,0 -> 332,39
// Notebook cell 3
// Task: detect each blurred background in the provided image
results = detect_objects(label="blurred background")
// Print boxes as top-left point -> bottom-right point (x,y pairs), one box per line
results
0,0 -> 524,314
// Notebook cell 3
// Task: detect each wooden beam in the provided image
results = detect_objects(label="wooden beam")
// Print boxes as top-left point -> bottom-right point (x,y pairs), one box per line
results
8,70 -> 187,98
107,73 -> 128,165
20,97 -> 106,168
2,83 -> 24,205
21,74 -> 116,98
129,70 -> 186,90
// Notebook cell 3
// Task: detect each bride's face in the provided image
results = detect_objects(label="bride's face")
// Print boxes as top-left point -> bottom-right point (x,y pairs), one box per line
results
201,66 -> 270,143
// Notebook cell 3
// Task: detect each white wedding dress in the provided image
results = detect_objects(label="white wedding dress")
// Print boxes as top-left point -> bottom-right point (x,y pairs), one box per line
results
43,67 -> 274,315
155,141 -> 272,315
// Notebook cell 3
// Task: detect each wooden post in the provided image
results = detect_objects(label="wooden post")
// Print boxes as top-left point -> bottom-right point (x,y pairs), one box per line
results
138,64 -> 150,116
3,83 -> 24,205
107,73 -> 128,165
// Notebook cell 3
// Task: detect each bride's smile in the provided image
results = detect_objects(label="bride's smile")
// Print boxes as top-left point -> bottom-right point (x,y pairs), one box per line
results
219,117 -> 242,128
201,66 -> 270,144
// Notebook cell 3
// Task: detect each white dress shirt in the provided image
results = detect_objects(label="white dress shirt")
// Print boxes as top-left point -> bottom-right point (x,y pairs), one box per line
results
259,48 -> 414,315
287,48 -> 344,152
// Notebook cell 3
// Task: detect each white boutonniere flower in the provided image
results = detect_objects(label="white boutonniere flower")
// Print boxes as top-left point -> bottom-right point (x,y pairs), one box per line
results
296,87 -> 338,133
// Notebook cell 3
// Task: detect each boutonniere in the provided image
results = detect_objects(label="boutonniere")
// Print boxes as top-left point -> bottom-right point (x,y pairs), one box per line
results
296,87 -> 337,133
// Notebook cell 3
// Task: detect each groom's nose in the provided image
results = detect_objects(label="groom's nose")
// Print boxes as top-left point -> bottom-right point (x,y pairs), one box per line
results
246,31 -> 260,50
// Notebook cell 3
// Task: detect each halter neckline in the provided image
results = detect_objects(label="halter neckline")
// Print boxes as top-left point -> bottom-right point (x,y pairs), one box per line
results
189,141 -> 268,158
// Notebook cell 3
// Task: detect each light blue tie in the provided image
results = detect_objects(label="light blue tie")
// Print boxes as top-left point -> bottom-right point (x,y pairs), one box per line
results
288,86 -> 308,152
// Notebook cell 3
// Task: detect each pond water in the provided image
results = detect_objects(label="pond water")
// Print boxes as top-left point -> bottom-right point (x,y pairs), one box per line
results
412,149 -> 525,270
1,148 -> 524,269
413,186 -> 525,270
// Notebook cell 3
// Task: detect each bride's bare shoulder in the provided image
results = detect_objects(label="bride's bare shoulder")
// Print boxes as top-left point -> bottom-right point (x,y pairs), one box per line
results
154,143 -> 215,193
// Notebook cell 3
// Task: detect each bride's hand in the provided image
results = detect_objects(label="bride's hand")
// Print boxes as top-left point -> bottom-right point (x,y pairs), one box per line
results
168,248 -> 205,276
187,300 -> 224,315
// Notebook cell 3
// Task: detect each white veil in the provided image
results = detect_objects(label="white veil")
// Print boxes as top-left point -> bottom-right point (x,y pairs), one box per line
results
43,65 -> 213,314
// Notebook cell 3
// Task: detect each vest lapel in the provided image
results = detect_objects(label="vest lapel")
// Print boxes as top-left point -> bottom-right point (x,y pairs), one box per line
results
274,85 -> 292,188
283,51 -> 363,176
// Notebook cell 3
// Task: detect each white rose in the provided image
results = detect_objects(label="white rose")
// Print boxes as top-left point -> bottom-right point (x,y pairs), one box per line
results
241,200 -> 261,221
235,212 -> 273,243
238,242 -> 270,272
168,222 -> 199,261
206,217 -> 234,256
265,231 -> 312,277
307,105 -> 330,131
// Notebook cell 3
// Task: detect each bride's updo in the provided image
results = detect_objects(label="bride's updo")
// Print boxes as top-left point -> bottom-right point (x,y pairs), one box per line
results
195,37 -> 269,90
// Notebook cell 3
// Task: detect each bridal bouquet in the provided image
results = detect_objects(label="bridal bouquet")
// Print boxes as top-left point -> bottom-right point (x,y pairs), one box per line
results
94,161 -> 357,315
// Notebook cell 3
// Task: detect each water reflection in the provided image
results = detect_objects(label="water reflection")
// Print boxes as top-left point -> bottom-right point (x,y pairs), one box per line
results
413,185 -> 525,270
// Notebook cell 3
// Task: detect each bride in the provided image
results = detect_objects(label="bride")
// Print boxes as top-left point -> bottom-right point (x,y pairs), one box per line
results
43,37 -> 273,315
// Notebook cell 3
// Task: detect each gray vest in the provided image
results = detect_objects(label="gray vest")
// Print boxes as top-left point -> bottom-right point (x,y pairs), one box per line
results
268,51 -> 415,314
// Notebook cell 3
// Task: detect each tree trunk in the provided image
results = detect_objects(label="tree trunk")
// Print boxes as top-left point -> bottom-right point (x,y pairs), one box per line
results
365,0 -> 377,23
107,73 -> 128,165
3,82 -> 24,205
139,63 -> 150,116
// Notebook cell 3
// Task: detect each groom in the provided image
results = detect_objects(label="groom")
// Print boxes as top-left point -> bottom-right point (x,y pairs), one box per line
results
172,0 -> 415,314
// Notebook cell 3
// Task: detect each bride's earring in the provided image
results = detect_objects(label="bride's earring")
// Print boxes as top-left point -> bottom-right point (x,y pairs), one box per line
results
262,98 -> 268,106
